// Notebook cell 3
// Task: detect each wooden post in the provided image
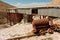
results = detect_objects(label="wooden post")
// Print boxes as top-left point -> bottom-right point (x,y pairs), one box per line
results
7,12 -> 8,23
41,15 -> 43,19
23,14 -> 28,23
49,18 -> 53,25
9,13 -> 11,26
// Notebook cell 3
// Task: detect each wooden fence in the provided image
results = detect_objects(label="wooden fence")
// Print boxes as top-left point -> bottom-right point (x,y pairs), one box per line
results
7,12 -> 23,25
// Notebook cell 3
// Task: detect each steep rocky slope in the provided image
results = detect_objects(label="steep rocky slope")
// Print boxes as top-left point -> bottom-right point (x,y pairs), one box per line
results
47,0 -> 60,6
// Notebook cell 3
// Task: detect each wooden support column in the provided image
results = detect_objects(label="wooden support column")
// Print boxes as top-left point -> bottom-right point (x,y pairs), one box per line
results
10,13 -> 12,26
23,14 -> 28,23
13,13 -> 16,25
41,15 -> 43,19
7,12 -> 8,23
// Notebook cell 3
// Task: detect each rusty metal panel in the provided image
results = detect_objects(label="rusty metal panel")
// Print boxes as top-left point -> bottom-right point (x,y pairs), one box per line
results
17,9 -> 31,14
7,13 -> 23,25
38,9 -> 48,15
48,9 -> 60,17
38,8 -> 60,17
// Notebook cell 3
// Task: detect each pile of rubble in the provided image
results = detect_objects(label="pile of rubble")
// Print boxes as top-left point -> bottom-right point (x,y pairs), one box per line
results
32,16 -> 60,35
0,23 -> 33,40
0,22 -> 60,40
0,16 -> 60,40
53,18 -> 60,25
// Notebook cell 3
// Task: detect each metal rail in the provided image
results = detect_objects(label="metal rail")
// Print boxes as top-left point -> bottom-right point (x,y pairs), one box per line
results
6,34 -> 36,40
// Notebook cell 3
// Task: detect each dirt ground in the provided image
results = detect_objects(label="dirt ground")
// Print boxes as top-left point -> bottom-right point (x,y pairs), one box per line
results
0,18 -> 60,40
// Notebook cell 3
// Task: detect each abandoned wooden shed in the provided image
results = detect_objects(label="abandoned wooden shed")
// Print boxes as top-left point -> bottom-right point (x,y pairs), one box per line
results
6,6 -> 60,25
17,7 -> 60,17
9,7 -> 59,23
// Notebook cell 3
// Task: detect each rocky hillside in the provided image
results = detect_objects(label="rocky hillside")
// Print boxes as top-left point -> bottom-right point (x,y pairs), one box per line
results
0,1 -> 15,9
0,1 -> 16,24
0,1 -> 16,12
47,0 -> 60,6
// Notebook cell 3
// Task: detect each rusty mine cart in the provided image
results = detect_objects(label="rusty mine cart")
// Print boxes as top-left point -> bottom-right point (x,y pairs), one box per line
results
32,18 -> 60,35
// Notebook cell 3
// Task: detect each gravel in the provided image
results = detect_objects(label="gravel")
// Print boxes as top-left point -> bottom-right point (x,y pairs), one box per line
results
0,18 -> 60,40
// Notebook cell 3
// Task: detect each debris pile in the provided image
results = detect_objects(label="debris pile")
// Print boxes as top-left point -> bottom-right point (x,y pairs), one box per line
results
0,15 -> 60,40
32,18 -> 60,35
0,23 -> 33,40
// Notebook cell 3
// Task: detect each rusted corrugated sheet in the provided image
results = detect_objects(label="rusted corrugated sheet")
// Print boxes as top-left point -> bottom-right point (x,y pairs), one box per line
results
17,8 -> 31,14
38,8 -> 60,17
7,12 -> 23,25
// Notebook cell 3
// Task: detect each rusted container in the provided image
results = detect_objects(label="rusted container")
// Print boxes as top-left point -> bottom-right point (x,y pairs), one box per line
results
32,18 -> 60,35
32,18 -> 49,26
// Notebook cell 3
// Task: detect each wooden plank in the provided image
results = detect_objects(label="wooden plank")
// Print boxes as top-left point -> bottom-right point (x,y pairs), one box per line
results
6,34 -> 36,40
